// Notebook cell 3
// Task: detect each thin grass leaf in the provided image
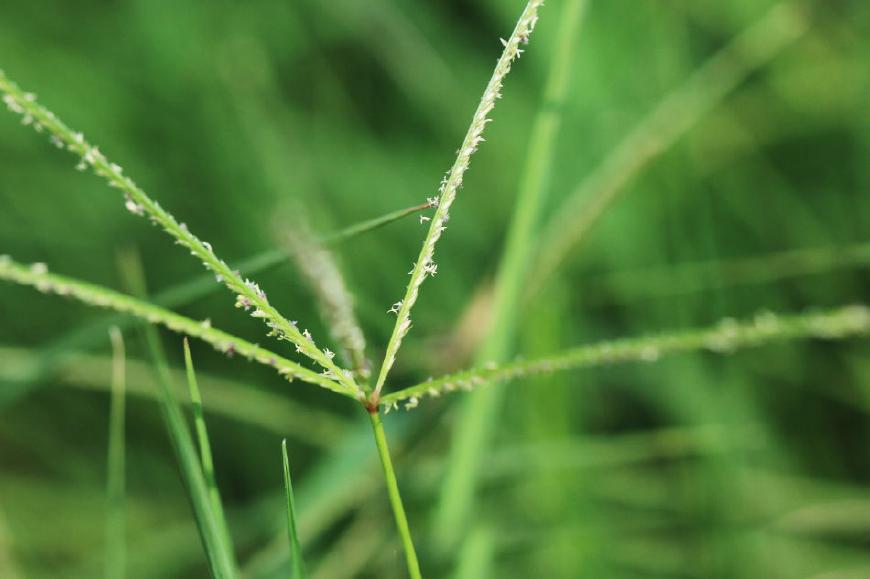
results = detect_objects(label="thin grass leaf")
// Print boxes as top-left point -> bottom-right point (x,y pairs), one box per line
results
118,250 -> 238,579
0,69 -> 356,393
184,338 -> 235,563
105,327 -> 126,579
381,305 -> 870,409
281,440 -> 306,579
528,1 -> 809,297
371,0 -> 546,399
0,255 -> 355,397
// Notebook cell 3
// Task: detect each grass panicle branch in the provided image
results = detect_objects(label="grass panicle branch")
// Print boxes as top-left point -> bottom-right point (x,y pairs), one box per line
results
149,201 -> 437,316
434,0 -> 585,549
0,255 -> 355,397
371,0 -> 545,399
16,201 -> 434,391
381,304 -> 870,409
0,69 -> 357,394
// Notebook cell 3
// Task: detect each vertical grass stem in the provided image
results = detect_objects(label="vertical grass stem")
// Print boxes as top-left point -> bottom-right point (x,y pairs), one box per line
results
105,327 -> 126,579
368,411 -> 422,579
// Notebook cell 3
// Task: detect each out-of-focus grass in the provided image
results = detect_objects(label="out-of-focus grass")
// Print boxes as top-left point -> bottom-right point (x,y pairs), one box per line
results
0,0 -> 868,578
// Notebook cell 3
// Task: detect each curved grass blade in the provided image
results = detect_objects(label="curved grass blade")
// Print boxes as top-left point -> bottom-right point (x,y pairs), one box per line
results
0,256 -> 355,398
381,305 -> 870,409
528,1 -> 809,297
119,258 -> 238,579
281,440 -> 306,579
184,338 -> 235,565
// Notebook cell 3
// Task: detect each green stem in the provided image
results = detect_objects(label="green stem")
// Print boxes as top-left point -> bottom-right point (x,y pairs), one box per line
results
368,411 -> 422,579
105,327 -> 126,579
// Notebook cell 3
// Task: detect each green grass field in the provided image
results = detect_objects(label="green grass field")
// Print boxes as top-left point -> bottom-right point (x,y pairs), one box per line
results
1,1 -> 869,577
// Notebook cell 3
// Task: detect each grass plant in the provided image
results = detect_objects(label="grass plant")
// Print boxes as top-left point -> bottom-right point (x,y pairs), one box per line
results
0,1 -> 868,578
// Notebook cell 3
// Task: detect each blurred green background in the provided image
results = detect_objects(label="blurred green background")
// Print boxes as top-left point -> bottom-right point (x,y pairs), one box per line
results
1,0 -> 869,577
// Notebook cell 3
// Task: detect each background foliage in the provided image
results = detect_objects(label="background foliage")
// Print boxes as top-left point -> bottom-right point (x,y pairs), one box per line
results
1,0 -> 869,577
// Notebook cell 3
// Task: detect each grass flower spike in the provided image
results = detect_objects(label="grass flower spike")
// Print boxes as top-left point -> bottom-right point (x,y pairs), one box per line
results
0,69 -> 358,395
380,305 -> 870,409
372,0 -> 545,400
1,2 -> 867,578
0,256 -> 355,397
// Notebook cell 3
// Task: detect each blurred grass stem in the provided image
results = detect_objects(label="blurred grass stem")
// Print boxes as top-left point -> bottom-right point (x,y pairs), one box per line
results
105,327 -> 126,579
435,0 -> 586,550
528,1 -> 809,298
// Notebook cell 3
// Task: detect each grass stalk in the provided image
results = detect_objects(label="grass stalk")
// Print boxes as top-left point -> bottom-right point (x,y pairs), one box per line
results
382,304 -> 870,408
152,201 -> 432,315
281,440 -> 306,579
371,0 -> 545,399
105,327 -> 126,579
322,203 -> 434,246
0,504 -> 22,579
368,411 -> 422,579
453,524 -> 494,579
435,0 -> 586,549
0,255 -> 353,397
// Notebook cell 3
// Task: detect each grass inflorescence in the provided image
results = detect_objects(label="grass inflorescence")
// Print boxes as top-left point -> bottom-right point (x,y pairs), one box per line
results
0,1 -> 868,578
